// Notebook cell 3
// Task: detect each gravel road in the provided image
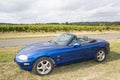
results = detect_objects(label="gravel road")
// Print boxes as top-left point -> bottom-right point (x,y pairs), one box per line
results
0,34 -> 120,48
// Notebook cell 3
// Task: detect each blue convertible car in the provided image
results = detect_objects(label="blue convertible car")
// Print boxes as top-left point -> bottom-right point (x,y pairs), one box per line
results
14,33 -> 110,75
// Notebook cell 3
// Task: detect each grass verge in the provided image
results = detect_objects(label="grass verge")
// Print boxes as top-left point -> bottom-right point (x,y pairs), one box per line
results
0,39 -> 120,80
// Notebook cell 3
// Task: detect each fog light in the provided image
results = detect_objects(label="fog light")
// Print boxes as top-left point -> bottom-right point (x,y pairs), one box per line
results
24,63 -> 30,66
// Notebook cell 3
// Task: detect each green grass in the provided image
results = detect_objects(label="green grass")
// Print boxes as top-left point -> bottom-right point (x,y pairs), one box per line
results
0,40 -> 120,80
0,24 -> 120,32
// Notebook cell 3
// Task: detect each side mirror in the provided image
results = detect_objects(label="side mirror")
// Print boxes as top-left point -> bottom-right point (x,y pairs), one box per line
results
73,43 -> 81,48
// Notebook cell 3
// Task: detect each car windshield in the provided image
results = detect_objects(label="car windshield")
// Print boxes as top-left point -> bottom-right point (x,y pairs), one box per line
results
52,33 -> 72,46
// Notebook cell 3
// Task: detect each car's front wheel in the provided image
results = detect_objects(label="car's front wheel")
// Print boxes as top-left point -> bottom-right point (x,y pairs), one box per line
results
95,49 -> 106,62
32,57 -> 54,75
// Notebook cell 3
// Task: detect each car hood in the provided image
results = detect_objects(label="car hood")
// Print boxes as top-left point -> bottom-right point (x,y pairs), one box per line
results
17,42 -> 62,55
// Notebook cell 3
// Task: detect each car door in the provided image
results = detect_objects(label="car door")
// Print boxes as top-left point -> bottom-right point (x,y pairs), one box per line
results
57,42 -> 98,65
80,42 -> 99,59
57,44 -> 89,64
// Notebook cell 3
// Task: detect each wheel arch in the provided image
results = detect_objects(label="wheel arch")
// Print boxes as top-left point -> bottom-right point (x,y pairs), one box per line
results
33,56 -> 56,66
99,47 -> 108,54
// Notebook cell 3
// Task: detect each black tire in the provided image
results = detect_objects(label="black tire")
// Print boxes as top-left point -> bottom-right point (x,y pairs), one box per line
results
32,57 -> 54,75
95,49 -> 106,62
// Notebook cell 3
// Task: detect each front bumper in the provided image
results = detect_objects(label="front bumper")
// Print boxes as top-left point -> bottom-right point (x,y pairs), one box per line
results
14,57 -> 35,70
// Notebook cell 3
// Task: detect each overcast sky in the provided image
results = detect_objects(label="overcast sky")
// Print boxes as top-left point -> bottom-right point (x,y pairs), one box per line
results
0,0 -> 120,23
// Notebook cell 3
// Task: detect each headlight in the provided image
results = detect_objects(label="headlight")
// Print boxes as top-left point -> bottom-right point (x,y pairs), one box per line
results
18,55 -> 28,60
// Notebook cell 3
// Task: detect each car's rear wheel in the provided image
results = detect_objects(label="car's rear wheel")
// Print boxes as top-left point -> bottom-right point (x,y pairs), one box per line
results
95,49 -> 106,62
32,57 -> 54,75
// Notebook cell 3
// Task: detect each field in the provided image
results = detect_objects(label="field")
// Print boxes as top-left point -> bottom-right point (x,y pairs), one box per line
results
0,40 -> 120,80
0,24 -> 120,40
0,24 -> 120,33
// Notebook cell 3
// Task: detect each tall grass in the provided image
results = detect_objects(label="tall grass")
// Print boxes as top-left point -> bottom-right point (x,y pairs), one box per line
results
0,24 -> 120,32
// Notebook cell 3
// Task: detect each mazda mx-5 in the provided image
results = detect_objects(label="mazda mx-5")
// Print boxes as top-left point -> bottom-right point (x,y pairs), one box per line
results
14,33 -> 110,75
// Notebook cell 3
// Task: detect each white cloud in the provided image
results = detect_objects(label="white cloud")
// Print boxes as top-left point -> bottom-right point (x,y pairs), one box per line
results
0,0 -> 120,23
